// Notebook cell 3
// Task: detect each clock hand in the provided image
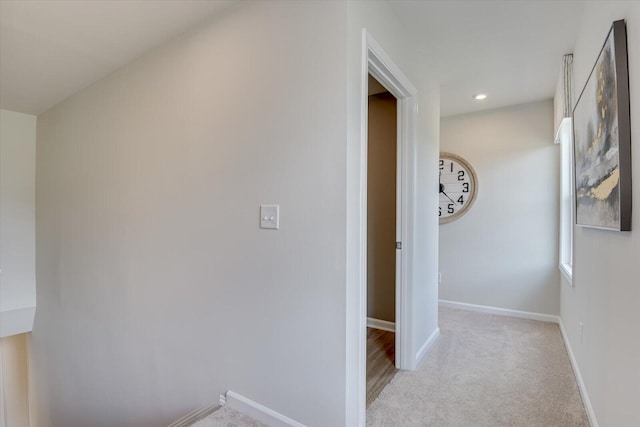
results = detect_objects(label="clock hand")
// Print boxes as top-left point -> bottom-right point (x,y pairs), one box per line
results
440,181 -> 457,205
441,189 -> 457,205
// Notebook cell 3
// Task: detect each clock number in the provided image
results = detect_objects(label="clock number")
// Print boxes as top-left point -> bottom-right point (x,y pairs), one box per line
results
439,154 -> 476,223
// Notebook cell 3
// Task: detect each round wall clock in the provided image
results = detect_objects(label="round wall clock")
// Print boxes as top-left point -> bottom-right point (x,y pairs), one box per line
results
439,152 -> 478,224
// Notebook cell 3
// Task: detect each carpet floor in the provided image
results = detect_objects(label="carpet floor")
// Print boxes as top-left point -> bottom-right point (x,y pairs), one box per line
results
192,307 -> 588,426
367,306 -> 590,426
191,406 -> 266,427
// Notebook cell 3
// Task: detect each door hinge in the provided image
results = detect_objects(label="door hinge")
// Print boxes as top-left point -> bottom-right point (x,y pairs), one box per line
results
396,242 -> 402,249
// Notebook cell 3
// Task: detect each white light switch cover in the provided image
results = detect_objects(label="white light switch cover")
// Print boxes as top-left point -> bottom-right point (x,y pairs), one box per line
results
260,204 -> 279,229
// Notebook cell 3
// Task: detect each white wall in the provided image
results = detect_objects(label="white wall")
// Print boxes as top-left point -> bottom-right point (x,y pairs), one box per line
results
0,109 -> 36,337
346,1 -> 440,424
562,2 -> 640,426
439,101 -> 560,315
33,2 -> 348,426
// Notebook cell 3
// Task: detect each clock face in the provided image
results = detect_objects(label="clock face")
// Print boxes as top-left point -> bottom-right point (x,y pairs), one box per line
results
439,152 -> 478,223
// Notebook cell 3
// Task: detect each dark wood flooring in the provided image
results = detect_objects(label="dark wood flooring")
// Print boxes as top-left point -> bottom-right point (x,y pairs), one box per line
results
366,328 -> 398,407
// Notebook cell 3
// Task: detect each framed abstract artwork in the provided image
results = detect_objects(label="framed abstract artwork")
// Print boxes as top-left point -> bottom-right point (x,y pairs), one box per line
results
573,20 -> 632,231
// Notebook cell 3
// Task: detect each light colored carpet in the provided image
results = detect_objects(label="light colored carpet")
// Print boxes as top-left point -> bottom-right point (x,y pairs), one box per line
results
191,405 -> 266,427
367,306 -> 590,427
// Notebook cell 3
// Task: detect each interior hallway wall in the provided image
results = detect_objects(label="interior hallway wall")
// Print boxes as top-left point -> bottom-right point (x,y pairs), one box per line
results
562,2 -> 640,426
0,109 -> 36,336
440,100 -> 560,315
367,92 -> 396,323
32,2 -> 348,426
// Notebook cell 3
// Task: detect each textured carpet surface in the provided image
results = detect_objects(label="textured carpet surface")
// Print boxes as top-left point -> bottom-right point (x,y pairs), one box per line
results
367,306 -> 589,427
191,405 -> 266,427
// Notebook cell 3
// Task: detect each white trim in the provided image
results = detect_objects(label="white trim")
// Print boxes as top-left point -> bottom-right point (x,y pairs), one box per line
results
366,36 -> 417,97
366,317 -> 395,332
348,29 -> 419,427
167,404 -> 219,427
415,327 -> 440,367
221,391 -> 305,427
439,300 -> 560,324
363,30 -> 417,372
395,94 -> 417,372
560,262 -> 573,285
0,306 -> 36,338
558,117 -> 574,284
558,320 -> 598,427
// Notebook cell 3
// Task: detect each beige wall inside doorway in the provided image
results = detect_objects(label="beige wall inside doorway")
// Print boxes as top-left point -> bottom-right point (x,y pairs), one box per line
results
367,91 -> 397,323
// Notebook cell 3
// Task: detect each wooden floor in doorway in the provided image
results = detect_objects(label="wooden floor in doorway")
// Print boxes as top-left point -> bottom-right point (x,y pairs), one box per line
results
366,328 -> 398,407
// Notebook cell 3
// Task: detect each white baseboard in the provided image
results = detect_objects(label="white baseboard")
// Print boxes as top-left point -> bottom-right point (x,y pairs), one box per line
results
558,320 -> 598,427
167,404 -> 219,427
415,327 -> 440,368
221,391 -> 305,427
439,299 -> 560,324
366,317 -> 395,332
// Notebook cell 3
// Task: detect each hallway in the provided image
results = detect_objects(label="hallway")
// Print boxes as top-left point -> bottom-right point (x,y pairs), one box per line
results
367,307 -> 588,426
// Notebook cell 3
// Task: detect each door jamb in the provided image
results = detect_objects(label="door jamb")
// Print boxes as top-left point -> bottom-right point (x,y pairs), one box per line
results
357,29 -> 418,422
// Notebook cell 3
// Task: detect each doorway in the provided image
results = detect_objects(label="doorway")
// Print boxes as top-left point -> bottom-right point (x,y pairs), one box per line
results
366,75 -> 398,406
348,29 -> 419,425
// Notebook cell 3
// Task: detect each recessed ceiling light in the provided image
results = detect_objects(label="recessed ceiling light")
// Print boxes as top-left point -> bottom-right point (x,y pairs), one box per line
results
473,93 -> 488,101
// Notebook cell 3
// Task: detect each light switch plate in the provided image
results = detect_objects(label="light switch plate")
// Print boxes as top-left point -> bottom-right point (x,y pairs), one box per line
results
260,204 -> 279,230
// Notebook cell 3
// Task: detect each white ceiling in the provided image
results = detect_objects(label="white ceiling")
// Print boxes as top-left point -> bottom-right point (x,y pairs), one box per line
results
389,0 -> 586,116
0,0 -> 234,115
0,0 -> 586,117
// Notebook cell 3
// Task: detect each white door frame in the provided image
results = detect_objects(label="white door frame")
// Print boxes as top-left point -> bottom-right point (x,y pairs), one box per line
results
357,29 -> 418,421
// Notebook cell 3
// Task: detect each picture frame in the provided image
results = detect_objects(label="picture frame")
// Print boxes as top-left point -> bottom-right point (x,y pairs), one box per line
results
573,19 -> 631,231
